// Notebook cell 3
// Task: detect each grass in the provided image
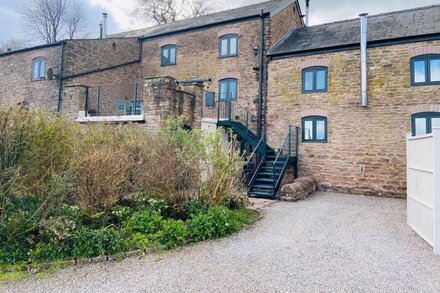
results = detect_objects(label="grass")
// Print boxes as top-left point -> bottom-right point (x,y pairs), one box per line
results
231,208 -> 261,230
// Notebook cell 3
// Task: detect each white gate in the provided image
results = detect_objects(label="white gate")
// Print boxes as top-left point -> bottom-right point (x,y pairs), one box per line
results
407,129 -> 440,255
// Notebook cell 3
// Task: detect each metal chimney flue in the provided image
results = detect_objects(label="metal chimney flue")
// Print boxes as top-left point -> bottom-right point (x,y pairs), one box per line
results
102,13 -> 108,38
305,0 -> 310,26
360,13 -> 368,107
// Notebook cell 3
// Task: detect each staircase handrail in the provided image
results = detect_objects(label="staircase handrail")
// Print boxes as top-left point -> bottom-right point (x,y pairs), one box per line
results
272,125 -> 293,190
245,133 -> 266,165
248,153 -> 267,192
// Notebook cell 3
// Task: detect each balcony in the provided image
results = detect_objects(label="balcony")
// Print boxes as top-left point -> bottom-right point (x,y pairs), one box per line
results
77,83 -> 144,123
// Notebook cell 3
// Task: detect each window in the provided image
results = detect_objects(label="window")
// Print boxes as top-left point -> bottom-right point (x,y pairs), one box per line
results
219,79 -> 238,100
302,67 -> 328,93
302,116 -> 327,142
411,112 -> 440,136
32,58 -> 46,80
411,55 -> 440,86
219,34 -> 238,57
161,45 -> 176,66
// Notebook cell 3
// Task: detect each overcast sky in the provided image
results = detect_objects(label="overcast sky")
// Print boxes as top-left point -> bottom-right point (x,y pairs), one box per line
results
0,0 -> 439,44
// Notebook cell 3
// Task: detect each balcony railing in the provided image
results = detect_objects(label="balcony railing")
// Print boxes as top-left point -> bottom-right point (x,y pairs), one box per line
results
78,83 -> 144,122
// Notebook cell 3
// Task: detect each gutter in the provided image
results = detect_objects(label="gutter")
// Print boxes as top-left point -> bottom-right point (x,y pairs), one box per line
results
0,42 -> 62,58
268,32 -> 440,60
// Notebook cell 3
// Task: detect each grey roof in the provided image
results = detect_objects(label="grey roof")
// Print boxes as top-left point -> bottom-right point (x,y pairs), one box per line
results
110,0 -> 297,39
269,4 -> 440,56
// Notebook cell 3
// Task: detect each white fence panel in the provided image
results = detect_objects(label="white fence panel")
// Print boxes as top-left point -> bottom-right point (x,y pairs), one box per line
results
407,129 -> 440,255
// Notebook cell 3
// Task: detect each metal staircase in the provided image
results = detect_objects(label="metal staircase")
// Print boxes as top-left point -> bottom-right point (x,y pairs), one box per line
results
213,99 -> 299,199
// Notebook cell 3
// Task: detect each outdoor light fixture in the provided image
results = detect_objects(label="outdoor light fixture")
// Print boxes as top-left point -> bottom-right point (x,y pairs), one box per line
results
253,66 -> 260,80
253,46 -> 259,56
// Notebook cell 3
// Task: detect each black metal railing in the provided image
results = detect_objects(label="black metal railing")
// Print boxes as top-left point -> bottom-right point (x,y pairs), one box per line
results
217,100 -> 259,137
272,125 -> 299,189
84,83 -> 144,117
244,134 -> 266,185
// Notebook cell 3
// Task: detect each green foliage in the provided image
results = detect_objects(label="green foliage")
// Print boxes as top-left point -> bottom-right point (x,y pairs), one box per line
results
184,197 -> 209,218
188,207 -> 238,241
159,220 -> 188,248
123,210 -> 163,236
126,233 -> 150,250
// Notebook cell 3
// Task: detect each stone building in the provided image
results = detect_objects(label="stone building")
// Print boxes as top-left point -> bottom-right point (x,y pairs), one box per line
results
267,5 -> 440,197
0,0 -> 439,198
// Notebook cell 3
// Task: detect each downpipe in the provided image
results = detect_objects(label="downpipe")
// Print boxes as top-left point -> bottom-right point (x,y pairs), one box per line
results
360,13 -> 368,107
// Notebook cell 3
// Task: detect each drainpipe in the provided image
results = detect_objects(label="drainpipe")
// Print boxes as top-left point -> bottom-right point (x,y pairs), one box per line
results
257,9 -> 265,140
57,41 -> 66,113
360,13 -> 368,107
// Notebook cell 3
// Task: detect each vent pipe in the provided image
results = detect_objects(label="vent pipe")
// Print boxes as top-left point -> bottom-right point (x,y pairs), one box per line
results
102,13 -> 108,38
305,0 -> 310,26
99,22 -> 103,39
360,13 -> 368,107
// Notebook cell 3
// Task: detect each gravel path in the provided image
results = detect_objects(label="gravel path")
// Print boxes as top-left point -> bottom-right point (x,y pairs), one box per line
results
3,192 -> 440,292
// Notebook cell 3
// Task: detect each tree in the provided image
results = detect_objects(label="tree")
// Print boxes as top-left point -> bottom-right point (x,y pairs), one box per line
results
20,0 -> 89,43
136,0 -> 214,25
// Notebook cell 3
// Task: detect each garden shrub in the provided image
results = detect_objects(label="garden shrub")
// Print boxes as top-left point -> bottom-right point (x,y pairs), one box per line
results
159,219 -> 188,248
188,207 -> 238,241
123,210 -> 164,236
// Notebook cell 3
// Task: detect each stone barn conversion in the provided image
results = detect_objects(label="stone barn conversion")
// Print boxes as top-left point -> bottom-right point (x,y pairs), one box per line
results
0,0 -> 439,199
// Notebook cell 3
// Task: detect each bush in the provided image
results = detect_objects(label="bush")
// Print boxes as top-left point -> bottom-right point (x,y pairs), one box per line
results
188,207 -> 238,241
159,219 -> 188,248
123,210 -> 163,236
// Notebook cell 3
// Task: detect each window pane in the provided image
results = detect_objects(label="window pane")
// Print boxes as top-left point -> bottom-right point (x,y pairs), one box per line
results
229,80 -> 237,100
169,47 -> 176,64
415,117 -> 427,135
221,39 -> 228,56
219,81 -> 228,100
304,120 -> 313,140
431,118 -> 440,131
413,60 -> 426,83
229,37 -> 237,55
304,71 -> 314,91
33,62 -> 39,79
430,58 -> 440,82
162,48 -> 169,64
316,120 -> 326,140
316,69 -> 326,90
39,60 -> 45,78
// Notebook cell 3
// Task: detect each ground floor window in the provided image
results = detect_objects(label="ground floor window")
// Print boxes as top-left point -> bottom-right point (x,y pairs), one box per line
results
302,116 -> 327,142
412,112 -> 440,136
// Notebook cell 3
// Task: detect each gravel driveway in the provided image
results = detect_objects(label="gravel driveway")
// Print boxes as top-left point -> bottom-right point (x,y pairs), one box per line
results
3,192 -> 440,292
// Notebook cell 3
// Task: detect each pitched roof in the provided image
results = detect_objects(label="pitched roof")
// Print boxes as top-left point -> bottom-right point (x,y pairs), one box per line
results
110,0 -> 297,39
269,4 -> 440,56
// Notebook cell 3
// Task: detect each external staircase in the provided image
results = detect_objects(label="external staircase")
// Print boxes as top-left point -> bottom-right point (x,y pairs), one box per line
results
214,100 -> 299,199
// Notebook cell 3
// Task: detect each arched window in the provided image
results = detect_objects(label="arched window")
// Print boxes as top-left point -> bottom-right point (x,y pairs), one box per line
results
161,45 -> 176,66
411,54 -> 440,86
412,112 -> 440,136
32,57 -> 46,80
302,116 -> 327,142
218,78 -> 238,100
219,34 -> 238,57
302,66 -> 328,93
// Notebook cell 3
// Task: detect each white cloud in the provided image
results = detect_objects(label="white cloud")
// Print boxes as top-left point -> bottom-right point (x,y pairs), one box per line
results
87,0 -> 148,30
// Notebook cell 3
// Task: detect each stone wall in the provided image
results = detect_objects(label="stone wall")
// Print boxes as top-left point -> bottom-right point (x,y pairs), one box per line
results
269,3 -> 303,46
143,77 -> 203,132
63,38 -> 140,77
267,40 -> 440,198
0,45 -> 61,112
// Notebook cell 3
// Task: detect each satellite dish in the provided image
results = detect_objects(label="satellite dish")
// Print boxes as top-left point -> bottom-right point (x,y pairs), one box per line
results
47,68 -> 54,80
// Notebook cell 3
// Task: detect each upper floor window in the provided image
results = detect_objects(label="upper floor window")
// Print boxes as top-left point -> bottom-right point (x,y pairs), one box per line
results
219,78 -> 238,100
411,55 -> 440,86
302,66 -> 328,93
412,112 -> 440,136
161,45 -> 176,66
302,116 -> 327,143
32,57 -> 46,80
219,34 -> 238,57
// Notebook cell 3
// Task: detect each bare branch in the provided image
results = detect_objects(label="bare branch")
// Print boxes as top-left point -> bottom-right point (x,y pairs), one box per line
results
20,0 -> 88,43
136,0 -> 213,25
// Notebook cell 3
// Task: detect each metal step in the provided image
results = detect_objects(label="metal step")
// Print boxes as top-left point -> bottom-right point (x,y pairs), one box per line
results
255,178 -> 275,183
251,183 -> 275,189
248,191 -> 274,198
